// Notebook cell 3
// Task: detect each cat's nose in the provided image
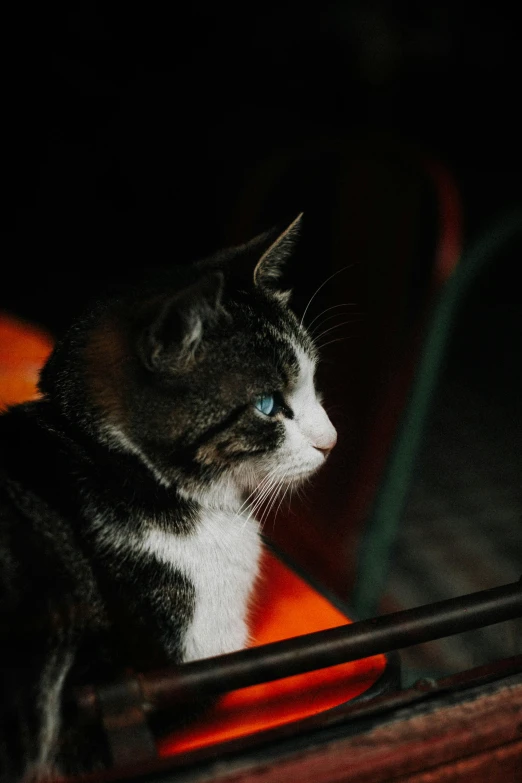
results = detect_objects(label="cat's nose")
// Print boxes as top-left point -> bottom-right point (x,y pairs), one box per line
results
313,427 -> 337,455
314,441 -> 336,456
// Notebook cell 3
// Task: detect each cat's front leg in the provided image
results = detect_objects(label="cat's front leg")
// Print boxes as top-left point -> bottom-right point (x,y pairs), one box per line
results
1,640 -> 75,783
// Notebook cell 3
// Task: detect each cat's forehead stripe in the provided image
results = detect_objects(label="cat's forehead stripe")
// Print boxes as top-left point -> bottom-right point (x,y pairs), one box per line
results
295,346 -> 316,388
274,334 -> 316,388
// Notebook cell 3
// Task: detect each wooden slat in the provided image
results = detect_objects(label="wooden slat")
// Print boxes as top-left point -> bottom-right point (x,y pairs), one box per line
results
201,681 -> 522,783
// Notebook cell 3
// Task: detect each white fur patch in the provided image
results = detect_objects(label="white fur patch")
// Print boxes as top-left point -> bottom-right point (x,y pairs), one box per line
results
275,347 -> 337,480
141,510 -> 261,662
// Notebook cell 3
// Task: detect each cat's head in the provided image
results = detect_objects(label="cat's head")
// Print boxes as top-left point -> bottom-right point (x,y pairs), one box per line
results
40,215 -> 337,508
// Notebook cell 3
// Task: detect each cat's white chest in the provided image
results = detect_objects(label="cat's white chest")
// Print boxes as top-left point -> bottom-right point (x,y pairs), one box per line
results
141,511 -> 261,662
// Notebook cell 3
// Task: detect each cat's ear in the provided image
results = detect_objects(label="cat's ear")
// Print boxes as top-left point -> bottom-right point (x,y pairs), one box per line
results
224,214 -> 302,295
253,213 -> 302,288
139,272 -> 225,372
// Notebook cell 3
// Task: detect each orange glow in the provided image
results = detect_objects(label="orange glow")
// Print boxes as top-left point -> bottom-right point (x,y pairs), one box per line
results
158,549 -> 386,756
0,314 -> 53,410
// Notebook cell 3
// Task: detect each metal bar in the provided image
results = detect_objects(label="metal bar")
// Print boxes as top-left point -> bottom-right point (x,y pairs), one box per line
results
128,578 -> 522,712
97,678 -> 157,765
67,658 -> 522,783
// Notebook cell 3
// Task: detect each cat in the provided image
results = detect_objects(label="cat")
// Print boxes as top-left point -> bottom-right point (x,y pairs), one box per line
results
0,214 -> 337,781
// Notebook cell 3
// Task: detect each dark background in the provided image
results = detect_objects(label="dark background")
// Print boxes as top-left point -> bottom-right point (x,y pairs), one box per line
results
3,3 -> 522,629
4,1 -> 522,331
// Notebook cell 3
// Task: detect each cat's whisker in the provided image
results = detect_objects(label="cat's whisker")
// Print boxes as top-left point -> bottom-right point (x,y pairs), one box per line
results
286,484 -> 295,514
298,483 -> 312,505
309,311 -> 363,338
240,489 -> 274,530
240,472 -> 280,530
269,473 -> 293,531
234,492 -> 258,523
236,477 -> 270,517
305,302 -> 359,331
259,475 -> 288,531
255,482 -> 280,529
257,472 -> 281,504
313,319 -> 363,344
311,319 -> 363,343
308,310 -> 365,334
310,317 -> 362,341
317,335 -> 356,352
300,264 -> 357,328
271,479 -> 292,532
251,481 -> 280,523
236,469 -> 278,518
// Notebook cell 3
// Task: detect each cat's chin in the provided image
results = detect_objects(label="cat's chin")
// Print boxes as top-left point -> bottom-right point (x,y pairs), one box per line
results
284,469 -> 319,485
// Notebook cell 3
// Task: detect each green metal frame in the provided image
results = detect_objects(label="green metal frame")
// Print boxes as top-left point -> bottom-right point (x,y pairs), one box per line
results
352,207 -> 522,618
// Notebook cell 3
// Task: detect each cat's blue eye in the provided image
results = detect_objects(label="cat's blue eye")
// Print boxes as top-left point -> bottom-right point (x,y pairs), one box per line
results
255,394 -> 277,416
